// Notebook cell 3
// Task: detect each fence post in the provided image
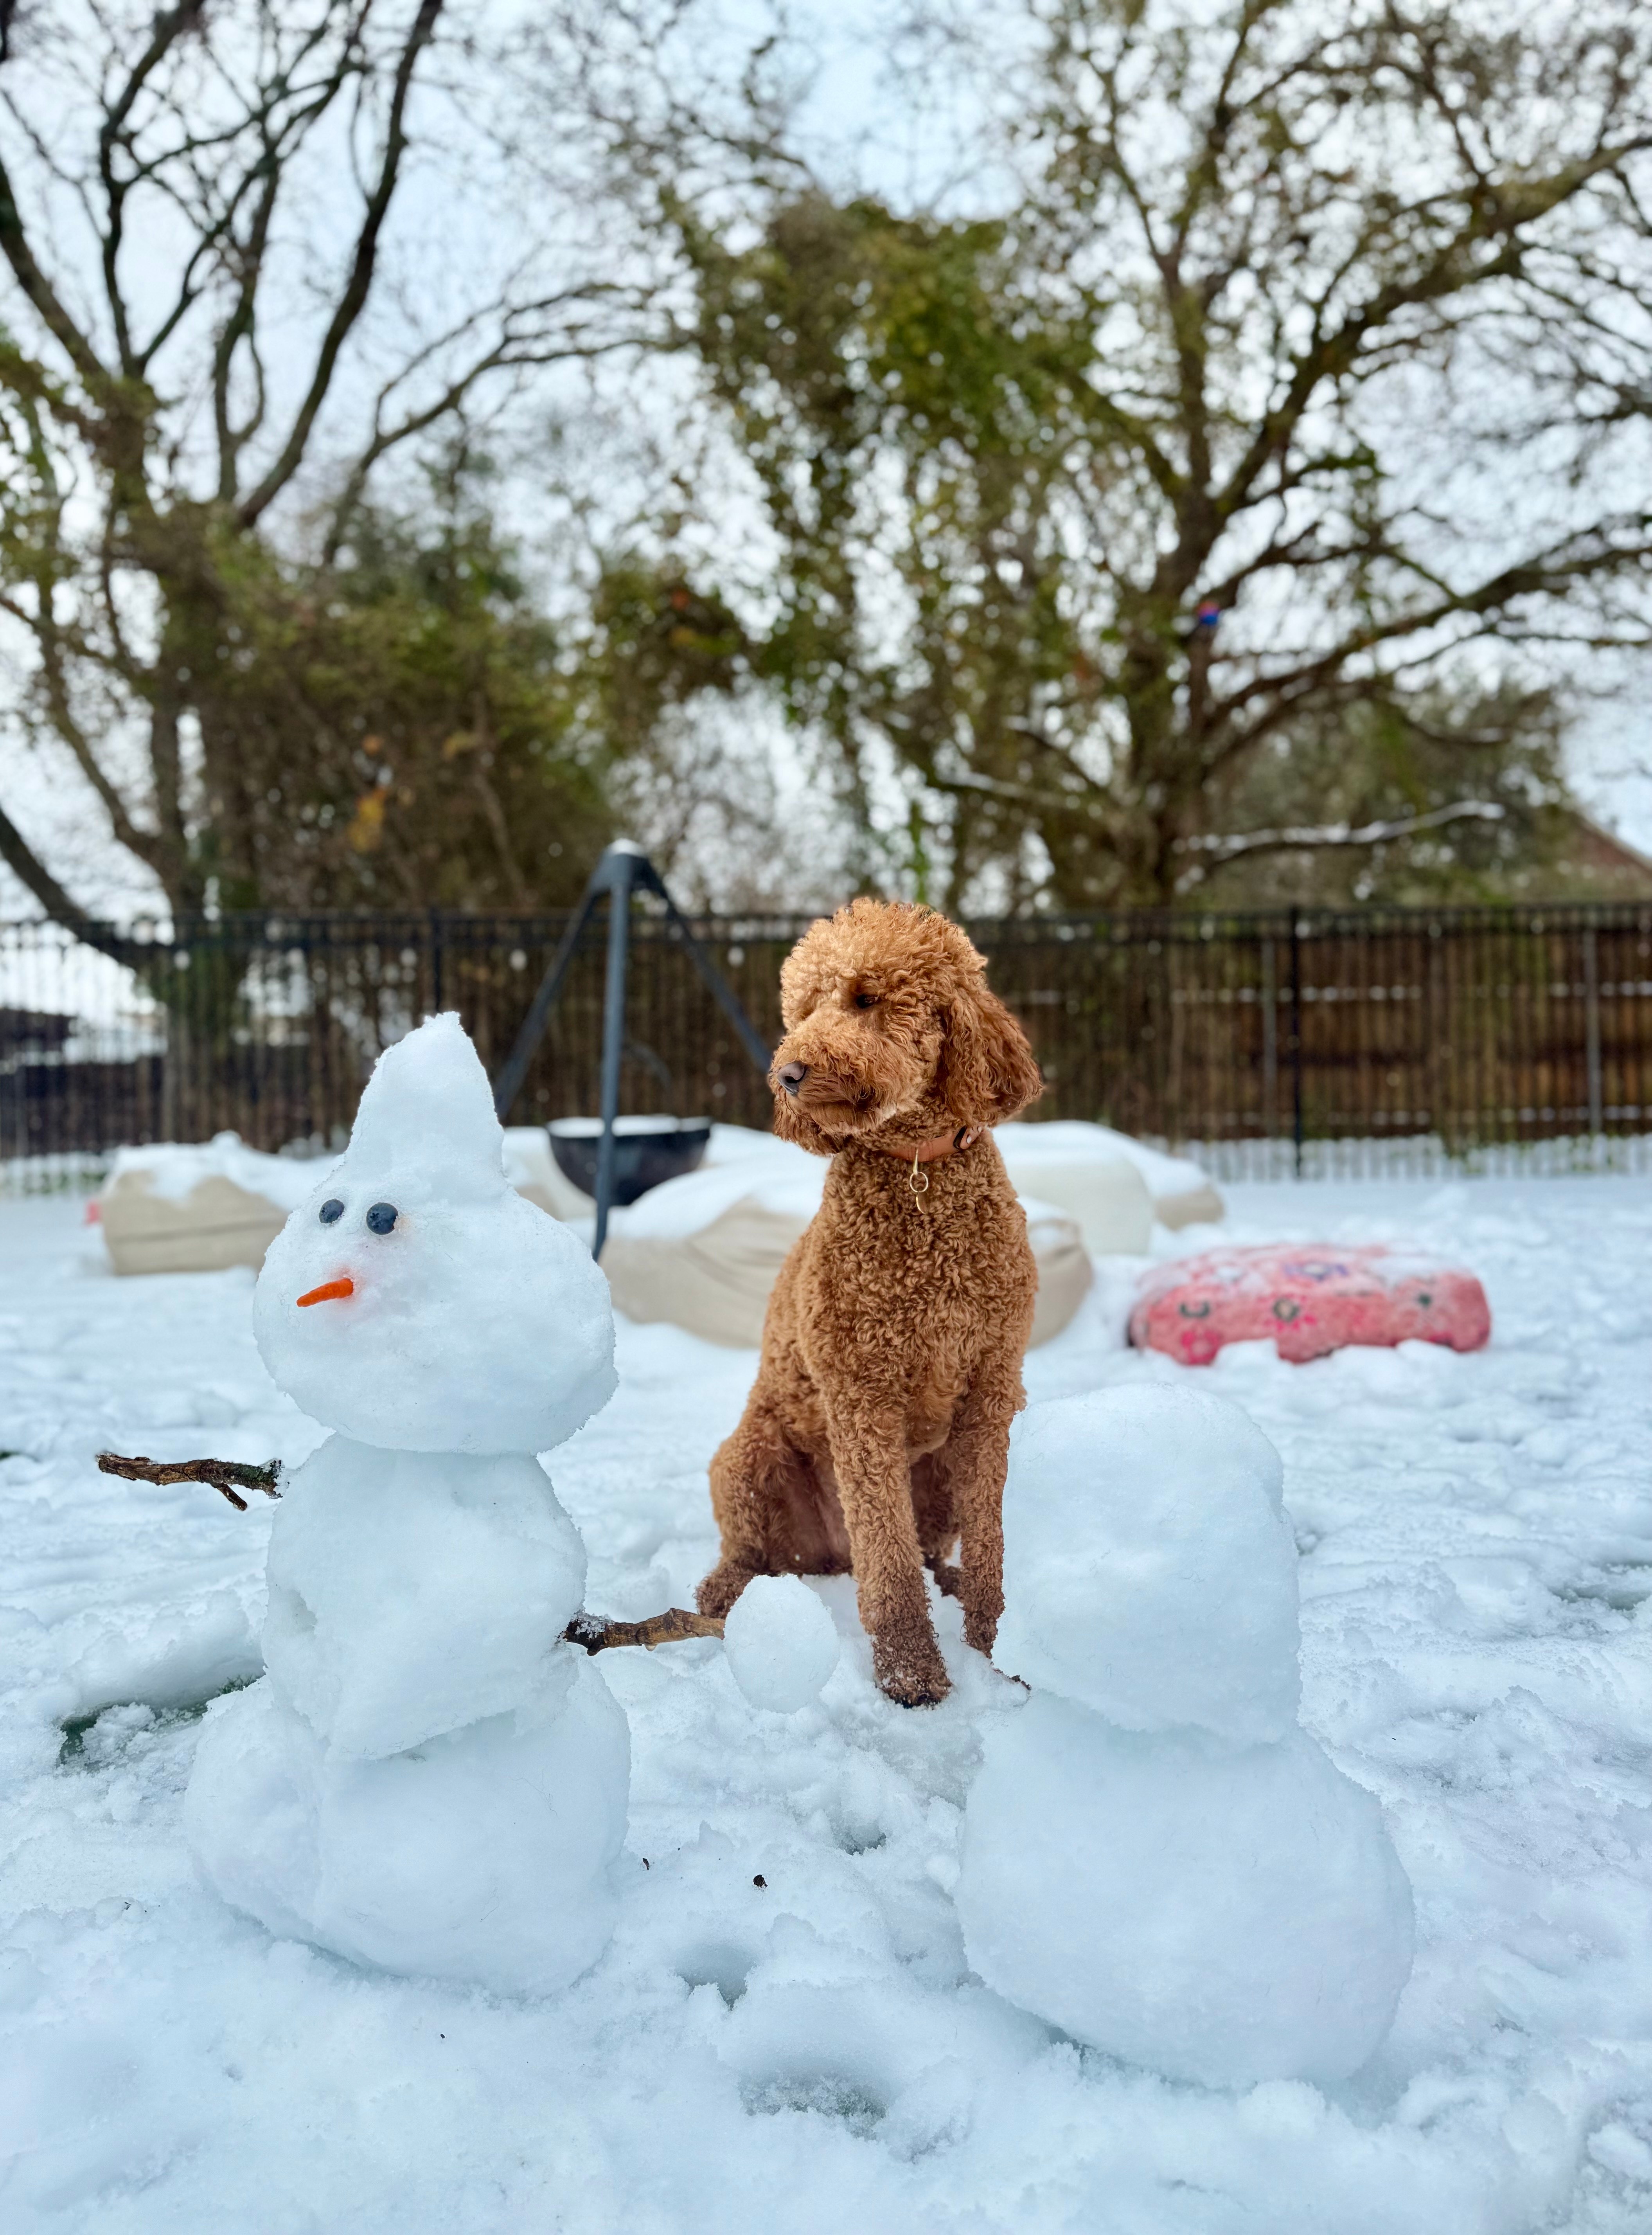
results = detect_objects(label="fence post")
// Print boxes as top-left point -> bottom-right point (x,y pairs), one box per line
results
1260,934 -> 1278,1149
592,852 -> 638,1261
1288,907 -> 1304,1179
1583,923 -> 1603,1155
427,905 -> 445,1014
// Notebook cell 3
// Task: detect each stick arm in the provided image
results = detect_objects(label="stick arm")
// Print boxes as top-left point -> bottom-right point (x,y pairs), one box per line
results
95,1452 -> 723,1652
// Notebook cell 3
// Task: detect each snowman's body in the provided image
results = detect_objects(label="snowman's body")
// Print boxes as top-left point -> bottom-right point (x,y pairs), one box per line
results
185,1016 -> 628,1996
959,1385 -> 1415,2089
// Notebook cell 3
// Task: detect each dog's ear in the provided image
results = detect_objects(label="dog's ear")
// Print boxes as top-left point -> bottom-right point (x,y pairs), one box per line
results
935,981 -> 1043,1128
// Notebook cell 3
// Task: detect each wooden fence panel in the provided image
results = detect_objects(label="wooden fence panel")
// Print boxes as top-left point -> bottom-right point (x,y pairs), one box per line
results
3,903 -> 1651,1183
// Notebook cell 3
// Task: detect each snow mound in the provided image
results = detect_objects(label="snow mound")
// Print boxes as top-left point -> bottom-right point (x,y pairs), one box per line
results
186,1657 -> 628,1997
968,1383 -> 1414,2084
958,1695 -> 1415,2089
67,1592 -> 262,1721
994,1118 -> 1209,1199
254,1013 -> 616,1453
106,1130 -> 329,1211
994,1119 -> 1222,1231
723,1576 -> 840,1711
995,1386 -> 1300,1743
261,1438 -> 587,1758
608,1147 -> 825,1242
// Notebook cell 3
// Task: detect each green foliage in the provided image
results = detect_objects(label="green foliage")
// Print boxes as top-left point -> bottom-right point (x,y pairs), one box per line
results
3,434 -> 756,914
590,554 -> 749,753
174,492 -> 613,911
684,192 -> 1106,901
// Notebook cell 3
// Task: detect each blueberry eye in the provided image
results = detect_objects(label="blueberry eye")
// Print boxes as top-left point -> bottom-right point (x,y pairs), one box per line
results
318,1199 -> 344,1225
365,1202 -> 399,1236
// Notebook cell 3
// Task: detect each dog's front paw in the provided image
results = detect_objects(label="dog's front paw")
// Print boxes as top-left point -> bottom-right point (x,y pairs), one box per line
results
962,1607 -> 999,1657
696,1563 -> 757,1620
873,1631 -> 952,1709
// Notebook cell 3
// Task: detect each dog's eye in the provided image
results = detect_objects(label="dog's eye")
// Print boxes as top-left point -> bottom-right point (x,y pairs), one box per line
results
852,992 -> 878,1010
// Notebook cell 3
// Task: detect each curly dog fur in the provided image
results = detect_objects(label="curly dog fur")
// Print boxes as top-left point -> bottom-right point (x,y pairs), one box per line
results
696,900 -> 1043,1706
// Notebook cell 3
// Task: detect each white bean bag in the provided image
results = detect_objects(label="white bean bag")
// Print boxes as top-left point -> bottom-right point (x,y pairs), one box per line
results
994,1122 -> 1224,1235
500,1128 -> 596,1221
99,1134 -> 330,1277
599,1135 -> 1093,1351
102,1126 -> 611,1277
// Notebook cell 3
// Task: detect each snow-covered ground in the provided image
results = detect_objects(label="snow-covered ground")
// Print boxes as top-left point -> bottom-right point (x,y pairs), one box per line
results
1,1178 -> 1648,2233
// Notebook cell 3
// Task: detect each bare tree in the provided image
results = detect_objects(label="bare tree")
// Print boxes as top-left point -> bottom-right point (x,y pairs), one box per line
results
588,0 -> 1652,905
0,0 -> 646,928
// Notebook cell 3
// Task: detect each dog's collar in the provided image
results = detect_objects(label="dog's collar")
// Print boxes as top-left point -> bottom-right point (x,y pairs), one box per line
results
870,1123 -> 983,1164
863,1123 -> 983,1194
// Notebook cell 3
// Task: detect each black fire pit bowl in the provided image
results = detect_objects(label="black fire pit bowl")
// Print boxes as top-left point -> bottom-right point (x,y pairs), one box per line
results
547,1116 -> 712,1207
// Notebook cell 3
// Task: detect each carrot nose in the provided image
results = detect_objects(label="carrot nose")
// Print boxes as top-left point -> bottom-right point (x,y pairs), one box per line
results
297,1277 -> 354,1308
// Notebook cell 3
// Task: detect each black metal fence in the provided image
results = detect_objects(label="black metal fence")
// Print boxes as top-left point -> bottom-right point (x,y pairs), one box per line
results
3,900 -> 1651,1188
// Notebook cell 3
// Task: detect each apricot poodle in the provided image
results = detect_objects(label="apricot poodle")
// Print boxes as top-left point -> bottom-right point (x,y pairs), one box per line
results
696,900 -> 1043,1706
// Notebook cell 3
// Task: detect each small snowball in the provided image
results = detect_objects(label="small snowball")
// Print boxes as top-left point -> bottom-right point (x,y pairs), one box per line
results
958,1692 -> 1415,2088
996,1386 -> 1301,1742
723,1576 -> 840,1711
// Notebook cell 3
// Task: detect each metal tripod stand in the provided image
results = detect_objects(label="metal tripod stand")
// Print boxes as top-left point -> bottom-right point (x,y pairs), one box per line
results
492,842 -> 773,1258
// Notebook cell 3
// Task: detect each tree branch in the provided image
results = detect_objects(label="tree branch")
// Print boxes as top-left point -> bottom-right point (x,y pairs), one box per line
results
0,796 -> 129,957
0,334 -> 100,442
95,4 -> 203,378
3,569 -> 163,872
97,1450 -> 284,1511
320,297 -> 640,558
1205,518 -> 1652,755
1177,799 -> 1506,864
0,146 -> 115,402
1215,139 -> 1652,525
564,1607 -> 726,1653
94,1451 -> 726,1648
211,155 -> 280,497
235,0 -> 445,527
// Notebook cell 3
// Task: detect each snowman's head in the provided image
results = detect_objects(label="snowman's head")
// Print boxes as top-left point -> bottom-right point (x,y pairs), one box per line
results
254,1013 -> 616,1454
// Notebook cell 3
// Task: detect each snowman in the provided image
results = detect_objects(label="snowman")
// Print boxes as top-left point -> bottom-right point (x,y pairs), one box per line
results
185,1013 -> 629,1996
958,1384 -> 1414,2089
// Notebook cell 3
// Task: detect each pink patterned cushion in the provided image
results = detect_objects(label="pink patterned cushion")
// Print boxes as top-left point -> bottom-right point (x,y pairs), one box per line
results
1129,1244 -> 1491,1366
